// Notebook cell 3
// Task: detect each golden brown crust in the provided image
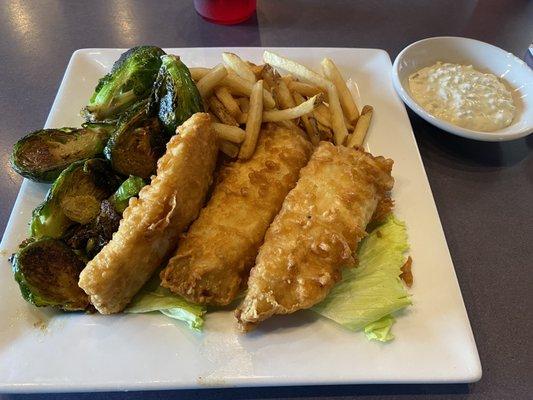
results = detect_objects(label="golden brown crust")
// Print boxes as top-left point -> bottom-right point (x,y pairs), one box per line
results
78,113 -> 218,314
235,142 -> 394,331
160,123 -> 313,305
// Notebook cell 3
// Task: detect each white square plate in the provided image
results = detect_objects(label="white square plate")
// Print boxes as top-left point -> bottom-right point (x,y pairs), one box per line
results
0,48 -> 481,393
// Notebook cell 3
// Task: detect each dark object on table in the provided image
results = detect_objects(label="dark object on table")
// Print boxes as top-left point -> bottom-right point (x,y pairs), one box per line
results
194,0 -> 256,25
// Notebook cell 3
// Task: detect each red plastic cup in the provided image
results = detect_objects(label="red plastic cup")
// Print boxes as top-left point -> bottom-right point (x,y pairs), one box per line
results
194,0 -> 257,25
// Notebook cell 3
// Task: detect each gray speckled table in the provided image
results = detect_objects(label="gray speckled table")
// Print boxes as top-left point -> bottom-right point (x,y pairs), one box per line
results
1,1 -> 532,399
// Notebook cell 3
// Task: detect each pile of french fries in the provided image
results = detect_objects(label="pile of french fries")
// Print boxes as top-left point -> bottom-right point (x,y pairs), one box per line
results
190,51 -> 374,160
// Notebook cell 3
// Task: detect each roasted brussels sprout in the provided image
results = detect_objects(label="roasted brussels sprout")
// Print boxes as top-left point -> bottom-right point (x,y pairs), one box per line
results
82,46 -> 166,123
30,159 -> 120,238
109,175 -> 146,213
104,100 -> 166,178
10,124 -> 114,183
11,238 -> 89,310
64,176 -> 144,258
152,55 -> 204,136
65,200 -> 122,259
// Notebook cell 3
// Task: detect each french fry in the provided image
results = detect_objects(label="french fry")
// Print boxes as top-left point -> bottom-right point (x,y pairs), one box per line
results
212,122 -> 246,143
260,64 -> 279,90
208,112 -> 221,123
236,97 -> 250,124
237,113 -> 247,125
321,58 -> 360,122
194,52 -> 365,150
262,94 -> 323,122
237,97 -> 250,113
281,74 -> 295,85
190,67 -> 210,81
215,86 -> 241,117
313,103 -> 332,128
208,96 -> 238,126
326,84 -> 348,145
288,81 -> 324,97
223,52 -> 256,83
344,114 -> 354,131
248,62 -> 266,80
223,72 -> 276,109
197,64 -> 228,98
270,86 -> 279,108
263,50 -> 330,89
222,73 -> 252,96
219,140 -> 240,158
275,78 -> 296,109
293,91 -> 320,145
239,80 -> 264,160
315,118 -> 333,142
238,93 -> 323,124
347,105 -> 373,148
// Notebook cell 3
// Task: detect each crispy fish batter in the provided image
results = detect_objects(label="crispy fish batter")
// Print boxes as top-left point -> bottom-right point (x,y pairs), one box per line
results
235,142 -> 394,331
78,113 -> 218,314
160,123 -> 313,306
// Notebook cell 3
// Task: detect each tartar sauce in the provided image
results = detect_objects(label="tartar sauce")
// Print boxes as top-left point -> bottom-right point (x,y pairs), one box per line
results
408,62 -> 516,131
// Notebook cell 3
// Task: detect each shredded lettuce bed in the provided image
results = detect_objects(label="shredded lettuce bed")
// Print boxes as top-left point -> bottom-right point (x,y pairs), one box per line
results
124,272 -> 206,331
126,214 -> 411,341
312,214 -> 411,341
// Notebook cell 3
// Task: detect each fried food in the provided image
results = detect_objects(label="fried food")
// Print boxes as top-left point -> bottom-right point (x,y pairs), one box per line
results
222,52 -> 256,83
326,84 -> 349,145
239,80 -> 264,160
235,142 -> 394,331
262,94 -> 323,122
78,113 -> 218,314
208,96 -> 239,126
196,64 -> 228,98
215,86 -> 241,118
263,50 -> 330,89
321,58 -> 360,122
212,122 -> 246,143
160,123 -> 313,306
346,105 -> 373,148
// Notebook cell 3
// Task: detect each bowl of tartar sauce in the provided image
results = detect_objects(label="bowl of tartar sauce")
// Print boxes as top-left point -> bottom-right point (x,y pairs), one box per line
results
392,36 -> 533,141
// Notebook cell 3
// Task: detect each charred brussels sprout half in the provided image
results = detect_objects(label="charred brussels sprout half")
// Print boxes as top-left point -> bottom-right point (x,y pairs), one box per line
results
11,238 -> 89,311
10,124 -> 114,183
64,200 -> 122,259
104,100 -> 166,178
64,176 -> 144,259
30,159 -> 120,238
83,46 -> 166,123
152,55 -> 204,136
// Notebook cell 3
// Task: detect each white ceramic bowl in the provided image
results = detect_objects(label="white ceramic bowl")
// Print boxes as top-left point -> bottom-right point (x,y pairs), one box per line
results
392,36 -> 533,141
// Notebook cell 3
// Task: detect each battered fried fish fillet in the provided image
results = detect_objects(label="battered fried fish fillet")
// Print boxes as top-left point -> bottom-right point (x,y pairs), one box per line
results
160,123 -> 313,306
79,113 -> 218,314
235,142 -> 394,331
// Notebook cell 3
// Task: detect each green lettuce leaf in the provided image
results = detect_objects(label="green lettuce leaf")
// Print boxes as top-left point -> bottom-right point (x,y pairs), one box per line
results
125,272 -> 206,330
364,314 -> 396,342
312,214 -> 411,339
